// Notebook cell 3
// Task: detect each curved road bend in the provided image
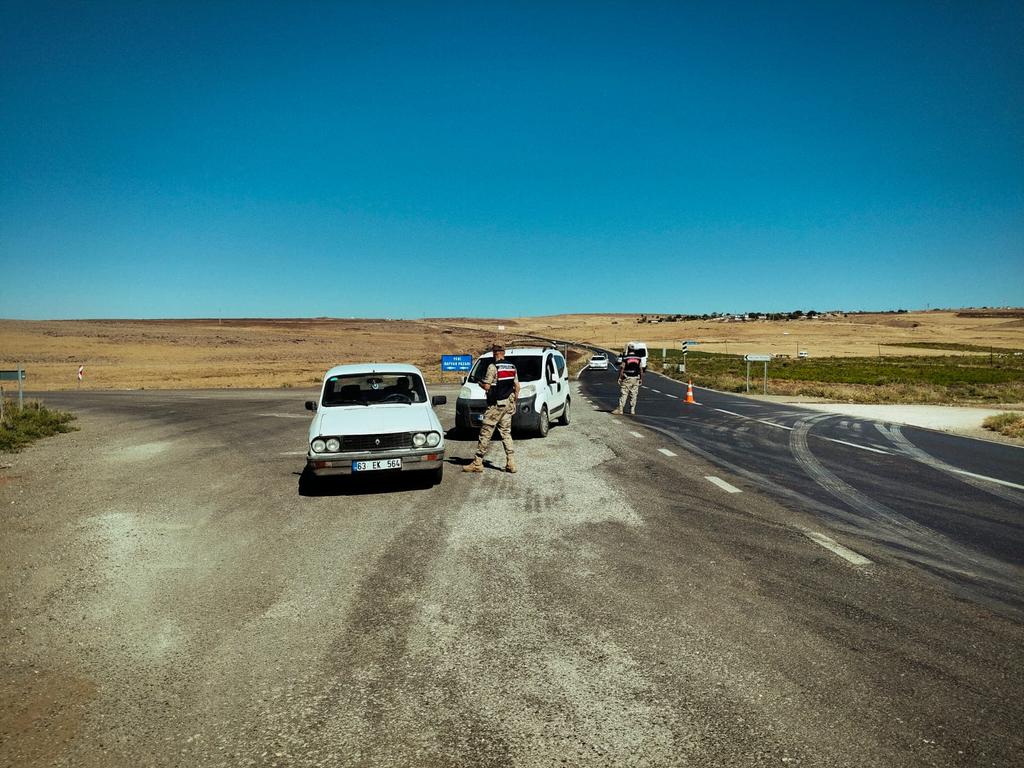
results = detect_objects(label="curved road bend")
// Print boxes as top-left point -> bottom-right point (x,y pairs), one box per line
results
578,357 -> 1024,618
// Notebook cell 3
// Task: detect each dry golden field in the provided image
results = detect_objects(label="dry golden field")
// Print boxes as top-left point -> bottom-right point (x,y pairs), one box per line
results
1,310 -> 1021,391
0,319 -> 511,391
452,310 -> 1024,358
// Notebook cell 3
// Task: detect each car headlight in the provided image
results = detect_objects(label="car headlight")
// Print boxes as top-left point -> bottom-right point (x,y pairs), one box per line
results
325,438 -> 341,452
412,432 -> 427,447
519,383 -> 536,398
426,431 -> 441,447
311,439 -> 326,453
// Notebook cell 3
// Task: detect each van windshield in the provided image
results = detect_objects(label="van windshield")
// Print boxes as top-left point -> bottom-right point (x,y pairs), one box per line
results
321,373 -> 427,406
468,355 -> 543,383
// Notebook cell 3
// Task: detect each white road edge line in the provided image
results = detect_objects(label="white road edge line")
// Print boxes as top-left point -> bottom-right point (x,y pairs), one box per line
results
714,408 -> 743,417
757,419 -> 793,431
657,448 -> 677,457
801,529 -> 873,566
705,476 -> 742,493
949,468 -> 1024,491
821,437 -> 890,455
716,407 -> 889,453
629,431 -> 643,438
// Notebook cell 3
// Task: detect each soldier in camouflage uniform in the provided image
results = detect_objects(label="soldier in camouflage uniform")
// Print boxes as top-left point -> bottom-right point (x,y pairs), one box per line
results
613,343 -> 643,415
464,343 -> 520,473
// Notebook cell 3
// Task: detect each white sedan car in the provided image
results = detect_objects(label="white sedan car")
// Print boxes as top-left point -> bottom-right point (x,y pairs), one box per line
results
305,364 -> 446,485
588,353 -> 609,370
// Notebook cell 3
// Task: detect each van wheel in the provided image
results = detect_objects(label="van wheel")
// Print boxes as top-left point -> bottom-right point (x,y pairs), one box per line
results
538,406 -> 549,437
558,397 -> 570,425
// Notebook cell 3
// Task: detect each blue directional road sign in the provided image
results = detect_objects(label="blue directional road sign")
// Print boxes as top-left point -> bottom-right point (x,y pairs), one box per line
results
441,355 -> 473,372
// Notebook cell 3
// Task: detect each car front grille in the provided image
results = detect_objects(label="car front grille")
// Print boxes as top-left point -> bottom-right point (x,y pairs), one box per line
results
340,433 -> 412,451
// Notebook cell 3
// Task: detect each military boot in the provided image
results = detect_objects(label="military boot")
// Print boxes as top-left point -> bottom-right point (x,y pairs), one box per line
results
462,456 -> 484,473
611,408 -> 623,415
505,457 -> 517,474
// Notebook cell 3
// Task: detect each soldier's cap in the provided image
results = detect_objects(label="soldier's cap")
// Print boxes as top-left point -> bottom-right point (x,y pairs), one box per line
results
491,342 -> 505,352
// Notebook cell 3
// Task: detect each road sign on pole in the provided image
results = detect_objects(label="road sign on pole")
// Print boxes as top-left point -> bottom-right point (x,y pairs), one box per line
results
0,368 -> 25,408
742,355 -> 770,394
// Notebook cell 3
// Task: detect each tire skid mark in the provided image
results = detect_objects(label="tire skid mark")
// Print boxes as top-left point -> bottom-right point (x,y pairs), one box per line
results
874,423 -> 1024,507
790,416 -> 1020,599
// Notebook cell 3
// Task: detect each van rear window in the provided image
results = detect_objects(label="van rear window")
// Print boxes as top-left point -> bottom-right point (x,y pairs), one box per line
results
468,355 -> 543,383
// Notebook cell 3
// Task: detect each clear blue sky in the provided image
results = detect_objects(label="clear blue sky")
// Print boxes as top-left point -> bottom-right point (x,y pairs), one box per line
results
2,1 -> 1022,319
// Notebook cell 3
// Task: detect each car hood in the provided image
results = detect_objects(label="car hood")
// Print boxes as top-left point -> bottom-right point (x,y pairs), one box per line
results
309,403 -> 440,438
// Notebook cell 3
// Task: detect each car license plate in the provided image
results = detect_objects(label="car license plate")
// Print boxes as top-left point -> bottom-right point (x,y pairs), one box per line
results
352,458 -> 402,472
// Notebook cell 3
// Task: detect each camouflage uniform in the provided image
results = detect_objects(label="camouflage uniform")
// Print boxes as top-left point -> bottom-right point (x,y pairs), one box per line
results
614,350 -> 643,414
617,376 -> 641,413
474,361 -> 518,460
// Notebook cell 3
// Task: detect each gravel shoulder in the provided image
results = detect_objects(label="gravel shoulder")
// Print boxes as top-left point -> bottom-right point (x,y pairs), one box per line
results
2,386 -> 1021,767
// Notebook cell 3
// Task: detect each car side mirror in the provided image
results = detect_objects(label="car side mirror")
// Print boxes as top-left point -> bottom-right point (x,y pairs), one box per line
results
461,376 -> 467,385
305,400 -> 317,411
432,395 -> 447,406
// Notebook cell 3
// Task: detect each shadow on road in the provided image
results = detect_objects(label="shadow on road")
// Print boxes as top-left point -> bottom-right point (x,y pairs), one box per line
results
297,467 -> 438,497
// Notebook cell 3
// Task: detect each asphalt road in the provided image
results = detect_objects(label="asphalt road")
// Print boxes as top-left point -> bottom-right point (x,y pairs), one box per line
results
1,385 -> 1022,767
579,359 -> 1024,619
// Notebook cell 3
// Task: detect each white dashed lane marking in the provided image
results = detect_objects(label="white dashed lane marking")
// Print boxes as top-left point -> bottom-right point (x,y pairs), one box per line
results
705,476 -> 742,493
801,529 -> 872,566
651,389 -> 661,393
666,394 -> 678,399
657,448 -> 677,457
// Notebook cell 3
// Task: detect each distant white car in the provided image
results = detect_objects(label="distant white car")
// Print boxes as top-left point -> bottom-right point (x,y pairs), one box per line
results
305,363 -> 446,485
588,353 -> 609,370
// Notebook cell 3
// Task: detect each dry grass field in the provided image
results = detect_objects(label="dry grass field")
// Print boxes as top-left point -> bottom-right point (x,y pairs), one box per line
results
1,310 -> 1022,394
0,319 -> 512,391
451,309 -> 1024,359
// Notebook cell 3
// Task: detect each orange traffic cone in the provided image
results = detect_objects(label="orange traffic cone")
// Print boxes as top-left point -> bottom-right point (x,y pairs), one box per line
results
685,380 -> 696,404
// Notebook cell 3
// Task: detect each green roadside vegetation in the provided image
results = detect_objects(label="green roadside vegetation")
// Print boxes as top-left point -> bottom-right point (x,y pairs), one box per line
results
983,412 -> 1024,439
650,349 -> 1024,404
0,399 -> 77,453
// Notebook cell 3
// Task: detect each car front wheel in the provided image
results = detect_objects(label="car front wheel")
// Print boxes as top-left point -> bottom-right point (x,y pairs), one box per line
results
537,405 -> 549,437
558,397 -> 570,426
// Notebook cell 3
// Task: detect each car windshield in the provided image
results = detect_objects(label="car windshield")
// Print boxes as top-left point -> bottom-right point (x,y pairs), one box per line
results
321,372 -> 427,407
468,354 -> 543,383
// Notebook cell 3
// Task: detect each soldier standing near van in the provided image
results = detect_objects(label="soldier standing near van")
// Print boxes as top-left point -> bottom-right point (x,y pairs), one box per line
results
613,344 -> 643,415
464,343 -> 520,473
